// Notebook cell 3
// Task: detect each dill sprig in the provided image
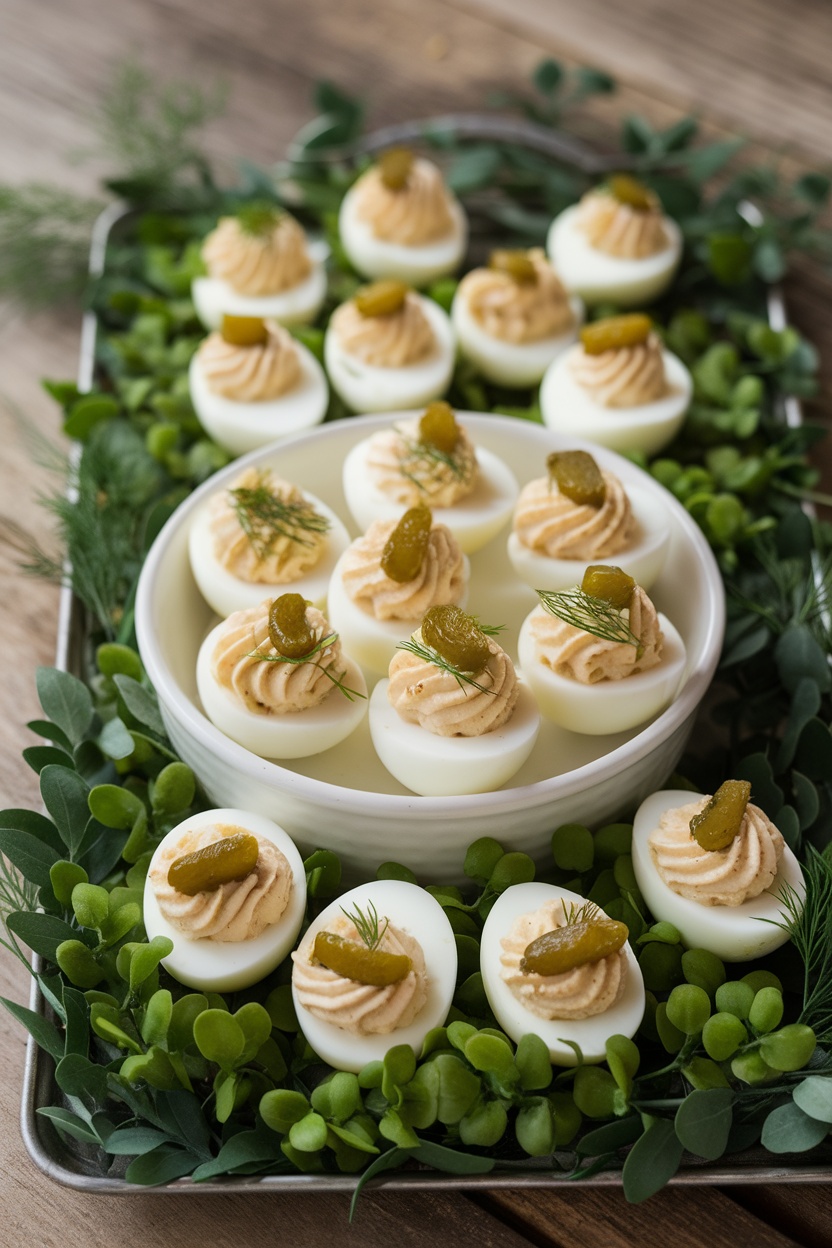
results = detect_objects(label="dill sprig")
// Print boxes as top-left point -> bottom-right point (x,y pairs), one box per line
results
236,201 -> 284,237
396,637 -> 497,696
397,431 -> 468,495
341,900 -> 389,951
536,587 -> 642,653
248,631 -> 366,701
0,184 -> 102,308
767,847 -> 832,1044
0,858 -> 37,972
562,900 -> 603,926
230,475 -> 330,559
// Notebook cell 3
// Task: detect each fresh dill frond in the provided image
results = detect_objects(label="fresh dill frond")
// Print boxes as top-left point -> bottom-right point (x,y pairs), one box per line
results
397,429 -> 468,495
726,541 -> 832,644
230,474 -> 330,559
768,847 -> 832,1044
341,900 -> 389,951
562,900 -> 602,926
536,587 -> 642,651
0,858 -> 38,972
0,184 -> 101,308
248,631 -> 366,701
396,637 -> 497,696
236,201 -> 284,236
472,620 -> 506,637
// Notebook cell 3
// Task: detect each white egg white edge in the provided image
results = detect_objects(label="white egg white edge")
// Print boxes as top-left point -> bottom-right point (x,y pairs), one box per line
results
142,807 -> 308,993
631,789 -> 807,962
323,295 -> 456,414
368,678 -> 541,797
480,881 -> 645,1065
451,287 -> 584,387
291,879 -> 458,1072
338,185 -> 468,284
517,607 -> 687,736
188,488 -> 352,617
546,205 -> 683,306
326,546 -> 471,677
191,262 -> 328,330
196,625 -> 368,759
507,482 -> 671,594
189,342 -> 329,456
539,348 -> 693,458
341,436 -> 520,555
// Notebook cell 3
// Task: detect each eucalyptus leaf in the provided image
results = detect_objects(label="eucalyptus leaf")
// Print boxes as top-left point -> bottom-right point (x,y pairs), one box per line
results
36,1106 -> 101,1145
674,1088 -> 734,1160
760,1101 -> 829,1153
793,1076 -> 832,1124
621,1117 -> 684,1202
124,1143 -> 201,1185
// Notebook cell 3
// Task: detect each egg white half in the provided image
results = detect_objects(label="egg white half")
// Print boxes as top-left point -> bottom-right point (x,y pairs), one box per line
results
539,347 -> 692,459
341,436 -> 519,555
480,881 -> 645,1065
292,879 -> 458,1072
196,625 -> 368,759
338,185 -> 467,286
517,604 -> 687,736
192,243 -> 328,330
369,677 -> 540,797
143,807 -> 307,993
507,484 -> 671,595
546,204 -> 682,307
189,341 -> 329,457
451,287 -> 584,388
326,547 -> 470,677
188,489 -> 352,617
324,295 -> 455,415
631,789 -> 806,961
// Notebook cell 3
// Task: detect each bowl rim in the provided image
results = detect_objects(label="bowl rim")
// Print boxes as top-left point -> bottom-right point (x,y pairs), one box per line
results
135,410 -> 725,817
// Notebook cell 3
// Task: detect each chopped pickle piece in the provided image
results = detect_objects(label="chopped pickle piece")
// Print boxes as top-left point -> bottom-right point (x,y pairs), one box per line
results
381,505 -> 433,583
489,249 -> 537,285
581,564 -> 635,610
547,450 -> 606,508
221,314 -> 269,347
690,780 -> 752,851
168,832 -> 260,896
418,400 -> 459,453
313,930 -> 412,986
354,279 -> 409,318
268,592 -> 318,659
521,916 -> 628,975
422,604 -> 490,674
580,314 -> 653,355
607,174 -> 654,212
378,146 -> 415,191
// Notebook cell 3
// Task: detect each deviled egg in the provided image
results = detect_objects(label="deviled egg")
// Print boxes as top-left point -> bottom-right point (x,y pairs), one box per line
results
324,280 -> 454,413
369,605 -> 540,796
338,147 -> 467,286
342,402 -> 518,554
480,881 -> 645,1065
326,505 -> 470,676
291,879 -> 458,1072
540,314 -> 692,457
517,564 -> 687,735
547,175 -> 682,307
631,783 -> 805,961
192,201 -> 327,329
189,314 -> 328,456
196,593 -> 367,759
452,248 -> 583,387
143,808 -> 307,992
508,449 -> 670,593
188,467 -> 351,617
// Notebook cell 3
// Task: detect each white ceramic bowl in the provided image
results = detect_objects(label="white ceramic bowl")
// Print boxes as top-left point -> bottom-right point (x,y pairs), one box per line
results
135,412 -> 724,882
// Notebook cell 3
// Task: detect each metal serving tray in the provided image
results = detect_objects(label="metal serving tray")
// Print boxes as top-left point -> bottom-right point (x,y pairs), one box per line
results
19,121 -> 832,1192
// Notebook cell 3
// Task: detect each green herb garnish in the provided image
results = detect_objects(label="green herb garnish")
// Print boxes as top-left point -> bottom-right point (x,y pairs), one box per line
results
395,636 -> 498,696
230,473 -> 330,560
536,587 -> 642,654
340,900 -> 389,951
248,629 -> 365,701
235,200 -> 284,237
397,432 -> 468,494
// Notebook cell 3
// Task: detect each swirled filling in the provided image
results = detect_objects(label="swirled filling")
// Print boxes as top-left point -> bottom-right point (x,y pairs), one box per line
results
209,468 -> 327,584
568,334 -> 667,408
649,798 -> 785,906
513,470 -> 634,560
458,249 -> 574,343
500,899 -> 627,1020
150,824 -> 291,942
530,586 -> 663,684
364,416 -> 479,508
341,518 -> 465,621
211,601 -> 343,714
353,157 -> 456,245
199,321 -> 302,402
292,913 -> 428,1035
330,292 -> 436,367
202,213 -> 312,296
387,629 -> 518,737
575,189 -> 668,259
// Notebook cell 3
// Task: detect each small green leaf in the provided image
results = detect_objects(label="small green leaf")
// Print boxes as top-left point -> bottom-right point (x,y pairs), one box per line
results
761,1101 -> 829,1153
1,995 -> 64,1059
36,667 -> 94,746
0,827 -> 59,888
793,1076 -> 832,1125
124,1143 -> 200,1185
674,1088 -> 734,1160
6,911 -> 79,961
114,674 -> 166,736
622,1117 -> 684,1202
39,766 -> 90,857
192,1009 -> 245,1070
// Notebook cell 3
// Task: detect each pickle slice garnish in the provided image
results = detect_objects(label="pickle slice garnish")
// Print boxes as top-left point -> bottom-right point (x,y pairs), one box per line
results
607,174 -> 654,211
580,313 -> 653,355
221,314 -> 269,347
381,505 -> 433,583
313,931 -> 412,986
354,279 -> 409,318
378,146 -> 414,191
581,564 -> 635,611
690,780 -> 752,851
168,831 -> 260,895
268,592 -> 317,659
418,400 -> 460,453
421,604 -> 490,675
521,915 -> 628,975
547,450 -> 606,508
489,249 -> 537,285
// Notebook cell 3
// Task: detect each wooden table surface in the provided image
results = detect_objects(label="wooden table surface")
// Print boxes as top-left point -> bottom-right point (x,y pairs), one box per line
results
1,2 -> 830,1245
